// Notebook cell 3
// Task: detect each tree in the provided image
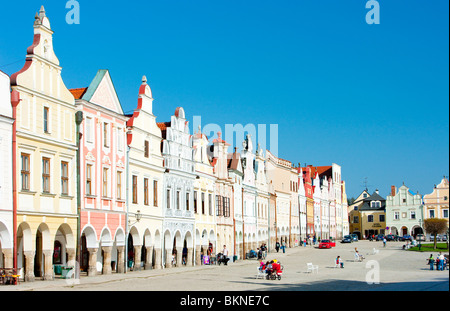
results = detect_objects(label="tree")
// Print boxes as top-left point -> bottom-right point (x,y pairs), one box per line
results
424,218 -> 448,250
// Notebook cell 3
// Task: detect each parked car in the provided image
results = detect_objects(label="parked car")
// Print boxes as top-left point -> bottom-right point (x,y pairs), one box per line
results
319,239 -> 336,249
375,234 -> 385,241
442,235 -> 448,242
341,235 -> 353,243
385,234 -> 398,241
399,235 -> 413,241
429,235 -> 441,242
415,234 -> 425,242
351,234 -> 359,242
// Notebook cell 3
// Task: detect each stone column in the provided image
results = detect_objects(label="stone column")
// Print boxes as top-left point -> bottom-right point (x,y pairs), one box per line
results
24,250 -> 35,282
186,247 -> 193,266
102,246 -> 112,275
117,246 -> 125,274
145,246 -> 153,270
133,246 -> 142,271
2,248 -> 13,269
43,250 -> 53,280
195,246 -> 201,266
175,247 -> 183,267
154,247 -> 162,269
66,248 -> 76,267
165,248 -> 173,268
87,248 -> 98,277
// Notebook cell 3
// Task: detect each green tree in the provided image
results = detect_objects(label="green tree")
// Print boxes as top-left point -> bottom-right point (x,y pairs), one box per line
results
424,218 -> 448,250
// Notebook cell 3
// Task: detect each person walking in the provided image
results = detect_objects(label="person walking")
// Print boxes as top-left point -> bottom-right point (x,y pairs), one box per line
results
281,241 -> 286,253
383,237 -> 387,248
275,241 -> 280,253
428,254 -> 435,270
438,253 -> 445,271
222,245 -> 229,265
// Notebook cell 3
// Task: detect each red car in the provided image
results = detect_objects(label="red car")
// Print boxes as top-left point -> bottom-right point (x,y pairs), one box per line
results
318,239 -> 336,249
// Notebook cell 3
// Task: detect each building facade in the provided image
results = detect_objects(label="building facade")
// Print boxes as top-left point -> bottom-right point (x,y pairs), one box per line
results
160,107 -> 196,268
0,70 -> 14,270
72,70 -> 128,276
423,177 -> 449,235
386,184 -> 424,238
10,7 -> 78,281
126,76 -> 165,270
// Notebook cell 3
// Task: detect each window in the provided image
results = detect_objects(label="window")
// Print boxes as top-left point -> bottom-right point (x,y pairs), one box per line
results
132,175 -> 137,204
394,211 -> 400,220
21,153 -> 30,191
186,192 -> 190,211
379,214 -> 385,222
402,198 -> 406,203
103,123 -> 109,147
444,196 -> 448,201
153,180 -> 158,207
371,201 -> 381,208
176,191 -> 180,210
116,171 -> 122,199
86,164 -> 92,195
42,157 -> 50,193
429,210 -> 435,218
61,161 -> 69,195
86,117 -> 93,143
103,168 -> 109,197
368,215 -> 374,222
194,191 -> 198,213
166,189 -> 171,209
201,192 -> 205,214
363,193 -> 368,198
144,140 -> 149,158
353,216 -> 359,223
410,211 -> 416,219
117,127 -> 123,151
143,178 -> 149,205
223,197 -> 230,217
44,107 -> 49,133
209,194 -> 213,215
216,195 -> 223,216
443,210 -> 448,218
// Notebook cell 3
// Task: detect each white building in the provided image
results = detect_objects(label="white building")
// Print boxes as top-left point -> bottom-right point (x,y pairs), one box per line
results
160,107 -> 196,268
0,70 -> 13,269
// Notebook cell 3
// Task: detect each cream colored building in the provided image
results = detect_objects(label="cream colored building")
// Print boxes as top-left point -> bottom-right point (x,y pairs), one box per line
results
423,177 -> 449,235
126,76 -> 165,271
10,7 -> 78,281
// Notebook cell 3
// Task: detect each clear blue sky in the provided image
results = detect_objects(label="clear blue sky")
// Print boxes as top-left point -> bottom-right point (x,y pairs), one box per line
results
0,0 -> 448,198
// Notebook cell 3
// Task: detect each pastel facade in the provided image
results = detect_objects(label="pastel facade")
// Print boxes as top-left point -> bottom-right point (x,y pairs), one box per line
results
192,128 -> 217,263
227,148 -> 243,259
255,146 -> 270,248
127,77 -> 165,270
241,135 -> 257,253
0,70 -> 14,269
386,184 -> 424,237
160,107 -> 196,268
348,189 -> 370,239
359,190 -> 386,238
423,177 -> 449,232
72,70 -> 128,276
297,168 -> 307,241
10,7 -> 78,281
209,132 -> 234,260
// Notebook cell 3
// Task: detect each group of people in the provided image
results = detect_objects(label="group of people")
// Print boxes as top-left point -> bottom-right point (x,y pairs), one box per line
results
258,259 -> 282,278
427,252 -> 448,271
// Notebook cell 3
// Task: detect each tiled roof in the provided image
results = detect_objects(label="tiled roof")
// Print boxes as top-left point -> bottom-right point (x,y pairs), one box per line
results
69,87 -> 88,99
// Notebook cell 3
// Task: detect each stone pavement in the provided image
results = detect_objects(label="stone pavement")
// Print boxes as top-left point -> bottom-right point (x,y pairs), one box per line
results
1,240 -> 448,291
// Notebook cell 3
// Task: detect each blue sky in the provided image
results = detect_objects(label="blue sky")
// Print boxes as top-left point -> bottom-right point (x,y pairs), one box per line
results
0,0 -> 448,198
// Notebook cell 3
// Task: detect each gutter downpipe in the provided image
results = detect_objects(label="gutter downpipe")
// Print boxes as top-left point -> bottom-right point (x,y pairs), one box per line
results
11,90 -> 20,273
75,111 -> 83,279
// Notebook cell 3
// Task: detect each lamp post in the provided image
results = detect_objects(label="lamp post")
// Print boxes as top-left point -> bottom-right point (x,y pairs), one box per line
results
75,111 -> 83,279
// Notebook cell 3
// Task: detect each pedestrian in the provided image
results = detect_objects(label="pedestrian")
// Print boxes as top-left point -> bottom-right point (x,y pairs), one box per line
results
275,241 -> 280,253
222,245 -> 229,265
281,241 -> 286,253
383,237 -> 387,248
428,254 -> 435,270
257,248 -> 262,260
336,256 -> 344,268
438,252 -> 445,271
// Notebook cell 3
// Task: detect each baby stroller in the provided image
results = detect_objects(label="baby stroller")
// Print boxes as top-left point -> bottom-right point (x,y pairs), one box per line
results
217,253 -> 230,266
266,264 -> 283,280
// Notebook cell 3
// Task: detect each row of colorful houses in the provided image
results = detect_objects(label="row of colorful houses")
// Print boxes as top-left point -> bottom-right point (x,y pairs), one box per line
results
0,6 -> 349,281
348,177 -> 449,240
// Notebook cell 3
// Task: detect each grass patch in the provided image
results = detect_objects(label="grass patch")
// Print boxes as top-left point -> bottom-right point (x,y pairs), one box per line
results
407,243 -> 449,252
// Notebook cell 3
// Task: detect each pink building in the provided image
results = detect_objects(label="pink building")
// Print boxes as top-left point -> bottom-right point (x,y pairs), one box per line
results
71,70 -> 128,276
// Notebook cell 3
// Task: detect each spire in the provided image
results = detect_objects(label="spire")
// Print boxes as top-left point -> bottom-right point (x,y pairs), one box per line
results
39,5 -> 46,18
142,75 -> 147,84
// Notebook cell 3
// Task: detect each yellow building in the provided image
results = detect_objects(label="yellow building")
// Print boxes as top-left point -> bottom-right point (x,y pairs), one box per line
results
10,7 -> 78,281
423,177 -> 449,232
349,189 -> 386,239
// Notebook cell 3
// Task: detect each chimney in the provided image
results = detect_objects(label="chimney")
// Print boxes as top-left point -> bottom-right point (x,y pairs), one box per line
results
391,186 -> 396,196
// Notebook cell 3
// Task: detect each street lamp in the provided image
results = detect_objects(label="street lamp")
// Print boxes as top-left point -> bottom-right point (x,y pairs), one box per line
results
129,210 -> 142,226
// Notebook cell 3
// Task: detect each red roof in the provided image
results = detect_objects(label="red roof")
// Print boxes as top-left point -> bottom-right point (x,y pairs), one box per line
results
69,88 -> 88,99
